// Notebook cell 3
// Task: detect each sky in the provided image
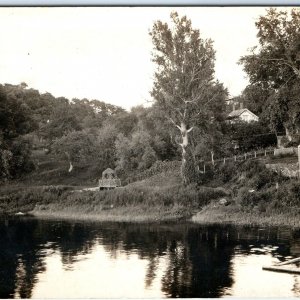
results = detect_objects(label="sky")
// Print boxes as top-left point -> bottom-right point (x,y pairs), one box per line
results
0,7 -> 292,110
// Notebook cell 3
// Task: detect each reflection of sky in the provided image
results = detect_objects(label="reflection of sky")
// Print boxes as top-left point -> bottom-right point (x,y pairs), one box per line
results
7,222 -> 300,298
28,241 -> 300,298
31,244 -> 167,298
227,254 -> 296,297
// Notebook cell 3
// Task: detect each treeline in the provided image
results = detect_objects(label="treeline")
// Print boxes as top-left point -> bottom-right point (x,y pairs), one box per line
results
239,8 -> 300,146
0,81 -> 278,184
0,83 -> 182,182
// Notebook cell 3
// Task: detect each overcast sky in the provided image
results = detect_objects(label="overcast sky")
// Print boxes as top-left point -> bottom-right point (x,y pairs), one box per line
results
0,7 -> 292,109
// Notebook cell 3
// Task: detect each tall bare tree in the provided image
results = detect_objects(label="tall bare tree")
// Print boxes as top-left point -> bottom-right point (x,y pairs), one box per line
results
150,12 -> 226,185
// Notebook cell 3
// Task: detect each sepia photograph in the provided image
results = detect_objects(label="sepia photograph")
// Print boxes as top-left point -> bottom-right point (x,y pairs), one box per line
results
1,6 -> 300,298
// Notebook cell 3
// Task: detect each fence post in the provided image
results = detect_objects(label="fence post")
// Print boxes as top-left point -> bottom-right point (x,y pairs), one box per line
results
204,164 -> 206,174
234,155 -> 237,162
265,149 -> 267,156
254,151 -> 257,158
298,145 -> 300,179
223,158 -> 226,164
244,153 -> 247,160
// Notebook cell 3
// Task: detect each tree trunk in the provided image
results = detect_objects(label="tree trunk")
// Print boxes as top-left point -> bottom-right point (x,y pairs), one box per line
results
211,151 -> 214,166
179,122 -> 197,185
68,161 -> 73,173
285,126 -> 293,141
65,152 -> 73,173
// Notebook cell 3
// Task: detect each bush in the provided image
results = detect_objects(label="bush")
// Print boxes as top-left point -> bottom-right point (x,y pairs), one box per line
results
290,182 -> 300,198
230,121 -> 277,152
217,161 -> 238,183
238,160 -> 283,189
236,187 -> 274,208
285,134 -> 300,147
240,160 -> 265,176
250,169 -> 277,190
272,181 -> 300,208
125,160 -> 181,184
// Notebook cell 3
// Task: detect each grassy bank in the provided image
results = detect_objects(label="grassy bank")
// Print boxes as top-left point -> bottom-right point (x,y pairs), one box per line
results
0,170 -> 228,222
192,201 -> 300,227
2,158 -> 300,226
193,158 -> 300,228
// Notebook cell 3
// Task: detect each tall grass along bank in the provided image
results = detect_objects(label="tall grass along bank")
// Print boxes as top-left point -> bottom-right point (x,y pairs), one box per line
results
2,159 -> 300,226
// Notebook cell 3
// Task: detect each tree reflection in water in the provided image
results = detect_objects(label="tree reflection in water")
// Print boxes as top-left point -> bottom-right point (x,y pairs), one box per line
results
0,217 -> 300,298
0,218 -> 46,298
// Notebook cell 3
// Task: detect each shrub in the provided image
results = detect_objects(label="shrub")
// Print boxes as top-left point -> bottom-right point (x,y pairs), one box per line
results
250,169 -> 277,190
290,182 -> 300,199
236,187 -> 274,208
125,160 -> 181,184
240,160 -> 265,177
285,134 -> 300,147
217,161 -> 238,183
272,181 -> 300,208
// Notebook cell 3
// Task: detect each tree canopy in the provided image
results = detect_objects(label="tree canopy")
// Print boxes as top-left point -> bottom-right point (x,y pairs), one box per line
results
150,12 -> 227,184
240,8 -> 300,137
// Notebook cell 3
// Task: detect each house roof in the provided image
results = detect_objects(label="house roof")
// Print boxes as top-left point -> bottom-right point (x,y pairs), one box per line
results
102,168 -> 115,175
228,108 -> 258,119
228,109 -> 247,118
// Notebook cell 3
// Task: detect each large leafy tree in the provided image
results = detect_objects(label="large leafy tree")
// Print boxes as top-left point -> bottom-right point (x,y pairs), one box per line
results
131,105 -> 179,160
240,8 -> 300,138
0,84 -> 35,180
115,130 -> 158,174
43,98 -> 82,140
52,130 -> 96,173
241,83 -> 271,118
150,12 -> 226,185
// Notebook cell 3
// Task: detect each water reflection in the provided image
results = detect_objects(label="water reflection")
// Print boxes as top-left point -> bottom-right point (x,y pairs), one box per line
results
0,217 -> 300,298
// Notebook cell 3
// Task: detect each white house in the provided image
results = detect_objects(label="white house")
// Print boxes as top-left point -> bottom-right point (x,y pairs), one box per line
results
227,108 -> 259,123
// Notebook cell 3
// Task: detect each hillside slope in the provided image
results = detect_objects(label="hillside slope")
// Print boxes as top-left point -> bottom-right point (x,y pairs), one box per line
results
18,149 -> 101,186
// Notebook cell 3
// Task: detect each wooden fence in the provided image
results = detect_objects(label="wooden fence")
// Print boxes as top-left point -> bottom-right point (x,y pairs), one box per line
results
198,148 -> 277,174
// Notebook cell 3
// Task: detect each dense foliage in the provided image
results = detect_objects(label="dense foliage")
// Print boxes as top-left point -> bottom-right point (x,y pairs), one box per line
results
0,83 -> 178,182
240,8 -> 300,140
150,12 -> 227,185
228,121 -> 277,152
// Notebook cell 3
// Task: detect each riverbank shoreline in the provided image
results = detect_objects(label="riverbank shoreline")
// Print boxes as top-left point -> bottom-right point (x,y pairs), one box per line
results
3,158 -> 300,228
2,186 -> 300,228
30,205 -> 187,223
26,201 -> 300,228
2,195 -> 300,228
191,201 -> 300,228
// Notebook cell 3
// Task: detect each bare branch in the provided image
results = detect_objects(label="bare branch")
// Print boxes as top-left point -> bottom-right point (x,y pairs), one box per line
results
258,57 -> 300,78
169,117 -> 181,131
189,81 -> 210,103
183,107 -> 187,120
203,90 -> 222,107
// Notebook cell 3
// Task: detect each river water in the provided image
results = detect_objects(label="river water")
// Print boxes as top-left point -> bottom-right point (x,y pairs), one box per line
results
0,217 -> 300,298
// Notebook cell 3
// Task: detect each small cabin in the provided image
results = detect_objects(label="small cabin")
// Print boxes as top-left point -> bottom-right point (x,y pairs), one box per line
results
99,168 -> 121,190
